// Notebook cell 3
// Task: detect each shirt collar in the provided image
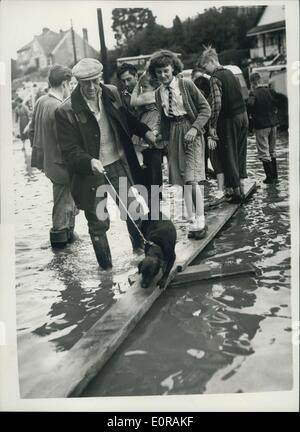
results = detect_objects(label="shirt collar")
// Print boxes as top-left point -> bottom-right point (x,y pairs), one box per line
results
48,89 -> 63,102
164,77 -> 176,89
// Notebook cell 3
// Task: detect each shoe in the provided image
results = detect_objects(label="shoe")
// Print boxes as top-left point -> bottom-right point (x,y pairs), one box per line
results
225,188 -> 234,199
188,215 -> 205,237
91,234 -> 112,269
188,225 -> 207,240
262,160 -> 275,184
208,191 -> 226,207
50,228 -> 68,248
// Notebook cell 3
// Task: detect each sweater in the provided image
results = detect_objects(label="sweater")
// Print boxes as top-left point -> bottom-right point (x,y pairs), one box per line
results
212,68 -> 246,120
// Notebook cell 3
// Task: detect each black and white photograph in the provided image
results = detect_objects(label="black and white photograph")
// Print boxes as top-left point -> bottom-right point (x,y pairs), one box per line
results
0,0 -> 299,411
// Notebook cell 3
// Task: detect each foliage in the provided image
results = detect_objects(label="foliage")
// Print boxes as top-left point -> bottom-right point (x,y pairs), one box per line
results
109,6 -> 264,77
111,8 -> 156,47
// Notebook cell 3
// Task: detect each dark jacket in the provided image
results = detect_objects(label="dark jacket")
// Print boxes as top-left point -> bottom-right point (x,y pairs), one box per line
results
247,86 -> 281,130
55,84 -> 150,211
30,93 -> 69,185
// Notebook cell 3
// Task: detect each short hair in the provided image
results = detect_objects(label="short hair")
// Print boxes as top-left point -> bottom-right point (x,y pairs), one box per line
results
148,50 -> 183,80
250,72 -> 261,85
48,64 -> 72,87
198,45 -> 219,67
117,63 -> 138,79
194,76 -> 211,100
139,72 -> 159,90
191,67 -> 203,80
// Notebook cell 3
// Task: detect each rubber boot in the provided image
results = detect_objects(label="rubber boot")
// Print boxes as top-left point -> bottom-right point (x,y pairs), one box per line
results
271,157 -> 278,182
91,234 -> 112,270
67,227 -> 79,243
130,234 -> 144,252
50,228 -> 68,248
262,160 -> 274,184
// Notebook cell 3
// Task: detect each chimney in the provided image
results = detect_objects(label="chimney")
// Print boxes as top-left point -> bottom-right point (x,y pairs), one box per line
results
82,28 -> 88,57
42,27 -> 50,35
82,28 -> 88,42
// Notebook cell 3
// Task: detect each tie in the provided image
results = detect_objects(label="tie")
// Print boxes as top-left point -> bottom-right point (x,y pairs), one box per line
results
167,86 -> 174,118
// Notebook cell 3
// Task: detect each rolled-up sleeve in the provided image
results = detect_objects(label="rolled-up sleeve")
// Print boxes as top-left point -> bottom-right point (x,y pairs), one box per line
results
209,77 -> 222,129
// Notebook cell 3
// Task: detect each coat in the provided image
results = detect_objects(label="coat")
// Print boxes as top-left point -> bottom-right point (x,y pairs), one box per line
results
15,105 -> 30,140
247,86 -> 281,130
29,93 -> 69,185
55,84 -> 150,211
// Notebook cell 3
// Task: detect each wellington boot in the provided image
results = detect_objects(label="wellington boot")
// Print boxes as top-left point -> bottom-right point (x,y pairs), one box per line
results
271,157 -> 278,182
91,234 -> 112,270
262,160 -> 275,184
50,228 -> 68,248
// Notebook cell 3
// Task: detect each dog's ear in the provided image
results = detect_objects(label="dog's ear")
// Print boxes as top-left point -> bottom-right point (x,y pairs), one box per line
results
138,260 -> 143,274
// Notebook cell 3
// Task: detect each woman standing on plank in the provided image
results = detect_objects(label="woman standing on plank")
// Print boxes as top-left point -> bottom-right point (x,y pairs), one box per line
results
148,50 -> 211,239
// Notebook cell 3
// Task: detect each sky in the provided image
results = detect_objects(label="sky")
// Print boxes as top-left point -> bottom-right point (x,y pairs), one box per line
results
1,0 -> 213,58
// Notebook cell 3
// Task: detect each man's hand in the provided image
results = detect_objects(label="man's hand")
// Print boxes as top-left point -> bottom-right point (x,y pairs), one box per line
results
209,127 -> 218,140
207,136 -> 217,151
184,127 -> 198,144
91,158 -> 105,175
144,130 -> 157,148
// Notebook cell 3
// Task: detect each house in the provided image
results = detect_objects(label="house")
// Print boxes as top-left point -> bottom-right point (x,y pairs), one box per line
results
16,27 -> 99,73
247,5 -> 286,60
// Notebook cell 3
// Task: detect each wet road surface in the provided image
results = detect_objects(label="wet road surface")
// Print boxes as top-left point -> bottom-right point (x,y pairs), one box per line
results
14,131 -> 292,397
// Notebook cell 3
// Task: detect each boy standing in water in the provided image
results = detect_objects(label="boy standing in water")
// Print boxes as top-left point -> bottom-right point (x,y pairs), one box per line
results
148,50 -> 211,239
248,72 -> 280,184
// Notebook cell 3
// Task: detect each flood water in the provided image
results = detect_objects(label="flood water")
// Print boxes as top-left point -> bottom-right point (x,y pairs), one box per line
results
14,130 -> 292,397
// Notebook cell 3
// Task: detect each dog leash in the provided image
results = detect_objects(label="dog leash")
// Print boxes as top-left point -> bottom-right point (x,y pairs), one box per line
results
103,171 -> 153,248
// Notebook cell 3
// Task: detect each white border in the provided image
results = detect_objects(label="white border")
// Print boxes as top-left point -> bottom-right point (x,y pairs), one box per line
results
0,0 -> 299,412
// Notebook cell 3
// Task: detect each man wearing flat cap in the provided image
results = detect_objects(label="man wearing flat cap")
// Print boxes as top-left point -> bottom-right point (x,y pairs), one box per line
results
55,58 -> 156,269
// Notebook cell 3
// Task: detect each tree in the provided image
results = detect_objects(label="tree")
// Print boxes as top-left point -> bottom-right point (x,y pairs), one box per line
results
171,16 -> 185,51
111,8 -> 156,47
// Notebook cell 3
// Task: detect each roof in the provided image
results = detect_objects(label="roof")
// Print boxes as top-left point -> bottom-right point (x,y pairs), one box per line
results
247,20 -> 286,37
36,30 -> 68,56
17,40 -> 33,53
17,29 -> 68,55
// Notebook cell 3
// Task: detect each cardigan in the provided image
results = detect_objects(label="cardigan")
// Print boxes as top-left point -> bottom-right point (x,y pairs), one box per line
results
155,78 -> 211,140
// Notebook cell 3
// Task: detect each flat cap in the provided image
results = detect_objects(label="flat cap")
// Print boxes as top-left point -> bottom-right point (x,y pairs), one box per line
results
72,58 -> 103,81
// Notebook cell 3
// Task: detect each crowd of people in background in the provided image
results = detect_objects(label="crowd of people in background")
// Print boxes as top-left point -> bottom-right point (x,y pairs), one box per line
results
13,47 -> 286,269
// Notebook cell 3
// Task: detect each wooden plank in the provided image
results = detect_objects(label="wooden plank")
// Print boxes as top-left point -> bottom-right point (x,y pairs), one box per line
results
28,180 -> 256,398
176,180 -> 257,272
170,263 -> 257,287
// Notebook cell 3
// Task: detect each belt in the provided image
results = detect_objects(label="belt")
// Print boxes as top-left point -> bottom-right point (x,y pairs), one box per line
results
168,115 -> 188,122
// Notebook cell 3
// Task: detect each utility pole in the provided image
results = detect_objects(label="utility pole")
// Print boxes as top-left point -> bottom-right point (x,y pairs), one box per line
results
97,8 -> 109,83
70,20 -> 77,65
